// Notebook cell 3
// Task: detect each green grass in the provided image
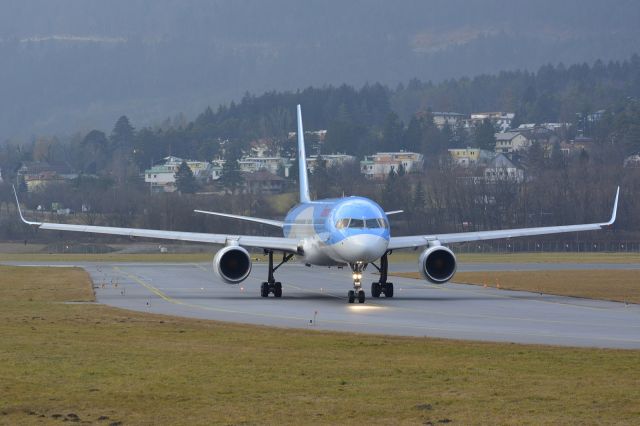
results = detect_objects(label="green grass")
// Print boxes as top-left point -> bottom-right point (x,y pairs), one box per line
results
1,266 -> 639,424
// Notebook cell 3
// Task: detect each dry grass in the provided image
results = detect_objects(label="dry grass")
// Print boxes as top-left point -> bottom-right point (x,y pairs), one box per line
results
393,270 -> 640,304
1,266 -> 639,424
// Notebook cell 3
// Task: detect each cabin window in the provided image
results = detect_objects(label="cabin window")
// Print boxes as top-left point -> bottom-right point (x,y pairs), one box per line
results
349,219 -> 365,229
365,218 -> 380,228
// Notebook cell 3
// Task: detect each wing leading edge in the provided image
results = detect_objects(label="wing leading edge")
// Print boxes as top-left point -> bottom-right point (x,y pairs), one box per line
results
388,187 -> 619,250
194,210 -> 284,228
13,186 -> 300,253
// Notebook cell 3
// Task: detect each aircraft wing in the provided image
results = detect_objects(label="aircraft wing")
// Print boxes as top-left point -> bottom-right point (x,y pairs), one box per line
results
13,187 -> 300,253
388,187 -> 619,250
194,209 -> 284,228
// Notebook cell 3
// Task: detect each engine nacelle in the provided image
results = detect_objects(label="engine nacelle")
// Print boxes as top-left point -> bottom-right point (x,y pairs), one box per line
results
419,245 -> 457,284
213,245 -> 252,284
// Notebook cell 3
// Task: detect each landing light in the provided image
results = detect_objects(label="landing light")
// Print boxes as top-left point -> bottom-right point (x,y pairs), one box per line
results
352,273 -> 362,280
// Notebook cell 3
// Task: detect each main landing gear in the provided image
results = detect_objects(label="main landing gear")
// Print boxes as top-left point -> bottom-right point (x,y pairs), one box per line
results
347,262 -> 366,304
260,250 -> 293,298
370,252 -> 394,298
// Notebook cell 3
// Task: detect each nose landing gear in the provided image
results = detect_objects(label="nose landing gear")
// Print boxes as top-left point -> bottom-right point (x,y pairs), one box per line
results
348,262 -> 366,303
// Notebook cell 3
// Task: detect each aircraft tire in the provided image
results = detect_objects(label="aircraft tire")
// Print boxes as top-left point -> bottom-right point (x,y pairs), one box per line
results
348,290 -> 355,303
357,290 -> 365,304
384,283 -> 394,298
371,282 -> 381,298
274,282 -> 282,298
260,282 -> 269,297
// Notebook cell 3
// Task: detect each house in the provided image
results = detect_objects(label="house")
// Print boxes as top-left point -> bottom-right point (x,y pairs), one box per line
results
494,132 -> 530,154
360,152 -> 424,180
470,112 -> 515,132
17,162 -> 77,192
306,154 -> 356,172
145,164 -> 178,193
238,157 -> 292,177
241,170 -> 285,195
483,154 -> 525,183
430,112 -> 466,129
448,148 -> 493,167
144,156 -> 212,193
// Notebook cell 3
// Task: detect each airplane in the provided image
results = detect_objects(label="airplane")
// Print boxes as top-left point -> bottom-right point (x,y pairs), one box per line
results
14,105 -> 619,304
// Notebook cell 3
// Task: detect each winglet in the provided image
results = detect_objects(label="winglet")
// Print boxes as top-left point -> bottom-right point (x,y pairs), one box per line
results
297,104 -> 311,203
604,186 -> 619,227
13,185 -> 41,226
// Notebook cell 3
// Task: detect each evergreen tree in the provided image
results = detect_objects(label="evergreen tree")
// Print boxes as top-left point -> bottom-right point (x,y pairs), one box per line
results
474,119 -> 497,151
175,161 -> 198,194
110,116 -> 135,149
381,112 -> 404,151
404,116 -> 423,152
381,168 -> 399,209
219,146 -> 244,193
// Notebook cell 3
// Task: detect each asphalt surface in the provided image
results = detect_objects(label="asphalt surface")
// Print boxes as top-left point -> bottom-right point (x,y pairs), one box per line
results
14,260 -> 636,349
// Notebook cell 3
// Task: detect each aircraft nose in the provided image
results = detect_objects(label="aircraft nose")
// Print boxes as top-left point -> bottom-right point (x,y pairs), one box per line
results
335,233 -> 388,263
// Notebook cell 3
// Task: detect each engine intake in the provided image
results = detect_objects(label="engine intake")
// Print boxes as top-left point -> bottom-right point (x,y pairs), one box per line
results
213,246 -> 252,284
419,245 -> 457,284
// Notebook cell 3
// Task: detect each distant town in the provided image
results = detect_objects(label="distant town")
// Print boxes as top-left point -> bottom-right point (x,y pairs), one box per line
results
15,108 -> 636,197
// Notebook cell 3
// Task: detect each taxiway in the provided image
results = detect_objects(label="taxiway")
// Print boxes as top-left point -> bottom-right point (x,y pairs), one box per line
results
71,261 -> 640,349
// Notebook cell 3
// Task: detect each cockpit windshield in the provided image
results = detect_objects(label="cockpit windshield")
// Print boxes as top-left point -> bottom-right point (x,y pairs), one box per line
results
335,218 -> 388,229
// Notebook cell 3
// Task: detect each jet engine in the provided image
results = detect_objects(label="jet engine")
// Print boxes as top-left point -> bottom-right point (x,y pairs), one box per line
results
213,245 -> 252,284
419,245 -> 457,284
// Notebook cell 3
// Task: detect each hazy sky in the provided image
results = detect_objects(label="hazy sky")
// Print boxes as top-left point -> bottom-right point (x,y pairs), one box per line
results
1,0 -> 639,138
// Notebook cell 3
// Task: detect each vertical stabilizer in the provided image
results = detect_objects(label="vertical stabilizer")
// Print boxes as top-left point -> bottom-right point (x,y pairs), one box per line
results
297,104 -> 311,203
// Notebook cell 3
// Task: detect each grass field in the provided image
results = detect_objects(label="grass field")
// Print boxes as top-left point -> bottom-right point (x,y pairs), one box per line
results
392,270 -> 640,305
1,266 -> 639,424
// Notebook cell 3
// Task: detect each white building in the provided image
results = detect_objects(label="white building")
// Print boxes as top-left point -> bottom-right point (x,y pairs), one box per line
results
144,156 -> 211,193
469,112 -> 515,132
495,132 -> 530,154
431,112 -> 466,129
238,157 -> 292,177
306,154 -> 356,172
360,152 -> 424,180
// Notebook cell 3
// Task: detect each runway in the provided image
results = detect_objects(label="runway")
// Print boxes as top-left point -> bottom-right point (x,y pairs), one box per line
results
49,260 -> 639,349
